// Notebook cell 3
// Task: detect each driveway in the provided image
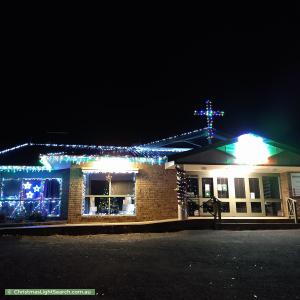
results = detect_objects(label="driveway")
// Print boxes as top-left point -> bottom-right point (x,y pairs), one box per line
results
0,230 -> 299,299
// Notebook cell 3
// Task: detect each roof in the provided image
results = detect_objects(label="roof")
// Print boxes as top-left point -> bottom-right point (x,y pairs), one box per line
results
139,127 -> 230,148
0,142 -> 191,167
0,127 -> 228,167
168,133 -> 300,166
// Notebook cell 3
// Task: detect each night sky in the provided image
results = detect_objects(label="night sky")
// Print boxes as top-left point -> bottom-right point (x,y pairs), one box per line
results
2,17 -> 300,149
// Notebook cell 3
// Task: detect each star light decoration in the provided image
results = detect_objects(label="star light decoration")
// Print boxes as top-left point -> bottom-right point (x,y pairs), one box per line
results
33,185 -> 41,192
23,182 -> 32,189
194,99 -> 224,143
26,191 -> 34,199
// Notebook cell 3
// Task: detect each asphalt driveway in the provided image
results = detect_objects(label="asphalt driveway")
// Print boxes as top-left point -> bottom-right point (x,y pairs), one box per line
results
0,230 -> 299,300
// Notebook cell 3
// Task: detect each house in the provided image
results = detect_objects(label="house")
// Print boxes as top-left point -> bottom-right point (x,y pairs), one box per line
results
0,129 -> 299,224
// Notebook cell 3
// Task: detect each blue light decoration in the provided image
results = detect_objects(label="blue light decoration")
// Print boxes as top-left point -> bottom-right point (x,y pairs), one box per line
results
23,180 -> 42,200
0,166 -> 50,173
194,100 -> 224,143
0,143 -> 29,155
139,128 -> 205,147
0,143 -> 191,172
0,177 -> 62,220
40,154 -> 166,166
0,142 -> 189,156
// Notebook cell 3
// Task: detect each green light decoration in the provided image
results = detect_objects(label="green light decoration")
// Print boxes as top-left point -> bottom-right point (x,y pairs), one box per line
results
217,133 -> 283,165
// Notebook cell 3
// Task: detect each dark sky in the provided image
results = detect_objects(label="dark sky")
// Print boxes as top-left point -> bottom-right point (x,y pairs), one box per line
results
2,16 -> 300,149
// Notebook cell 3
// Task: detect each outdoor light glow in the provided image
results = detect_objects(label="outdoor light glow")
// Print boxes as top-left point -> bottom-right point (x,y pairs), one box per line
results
234,134 -> 270,165
89,157 -> 137,173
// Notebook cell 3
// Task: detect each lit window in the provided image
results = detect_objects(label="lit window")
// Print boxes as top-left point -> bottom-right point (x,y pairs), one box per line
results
234,178 -> 246,198
262,176 -> 280,199
236,202 -> 247,213
187,176 -> 199,197
221,202 -> 230,213
83,173 -> 136,216
202,178 -> 214,198
217,178 -> 229,198
249,178 -> 260,199
251,202 -> 262,213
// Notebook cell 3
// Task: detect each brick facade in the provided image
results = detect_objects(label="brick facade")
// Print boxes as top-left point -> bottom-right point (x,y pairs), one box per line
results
67,164 -> 178,223
67,167 -> 84,223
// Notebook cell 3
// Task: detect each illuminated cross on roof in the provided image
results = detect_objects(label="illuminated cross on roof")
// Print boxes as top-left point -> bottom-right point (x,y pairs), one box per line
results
194,99 -> 224,143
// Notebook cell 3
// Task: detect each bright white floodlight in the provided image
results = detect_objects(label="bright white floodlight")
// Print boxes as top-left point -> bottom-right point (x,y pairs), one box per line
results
235,134 -> 270,165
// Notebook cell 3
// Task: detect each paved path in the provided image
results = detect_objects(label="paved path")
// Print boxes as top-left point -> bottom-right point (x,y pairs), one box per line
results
0,230 -> 300,299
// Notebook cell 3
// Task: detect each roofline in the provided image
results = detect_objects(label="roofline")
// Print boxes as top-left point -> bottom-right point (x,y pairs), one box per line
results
0,142 -> 191,156
168,132 -> 300,162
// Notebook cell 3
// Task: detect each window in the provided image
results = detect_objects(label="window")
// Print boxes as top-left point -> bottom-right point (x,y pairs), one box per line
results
263,176 -> 280,199
265,202 -> 282,216
0,178 -> 62,220
202,178 -> 214,198
2,179 -> 21,199
251,202 -> 262,213
217,178 -> 229,198
202,201 -> 210,213
44,179 -> 61,198
221,202 -> 230,213
249,178 -> 260,199
236,202 -> 247,213
187,176 -> 199,197
291,174 -> 300,197
202,199 -> 229,213
83,173 -> 136,216
90,180 -> 108,195
234,178 -> 246,198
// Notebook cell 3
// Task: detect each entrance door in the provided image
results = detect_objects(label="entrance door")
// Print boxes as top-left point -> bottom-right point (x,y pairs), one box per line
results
187,173 -> 283,217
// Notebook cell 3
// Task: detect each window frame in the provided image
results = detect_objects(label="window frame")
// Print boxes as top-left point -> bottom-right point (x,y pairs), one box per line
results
82,172 -> 136,217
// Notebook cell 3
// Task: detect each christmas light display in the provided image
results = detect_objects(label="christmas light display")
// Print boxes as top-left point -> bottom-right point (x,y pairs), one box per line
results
0,143 -> 29,155
176,165 -> 188,220
194,100 -> 224,143
0,177 -> 62,219
0,142 -> 191,172
176,165 -> 188,205
0,166 -> 50,173
140,128 -> 205,147
41,154 -> 167,167
0,142 -> 189,156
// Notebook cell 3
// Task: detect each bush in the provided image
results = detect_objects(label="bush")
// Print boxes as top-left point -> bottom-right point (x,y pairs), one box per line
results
187,200 -> 200,216
0,213 -> 6,223
28,211 -> 46,222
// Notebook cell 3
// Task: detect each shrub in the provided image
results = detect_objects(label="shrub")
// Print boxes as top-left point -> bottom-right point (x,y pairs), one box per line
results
28,211 -> 46,222
0,213 -> 6,223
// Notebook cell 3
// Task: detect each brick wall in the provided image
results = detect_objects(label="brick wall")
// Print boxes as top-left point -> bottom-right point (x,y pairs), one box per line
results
67,167 -> 83,223
135,164 -> 178,221
67,163 -> 178,223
